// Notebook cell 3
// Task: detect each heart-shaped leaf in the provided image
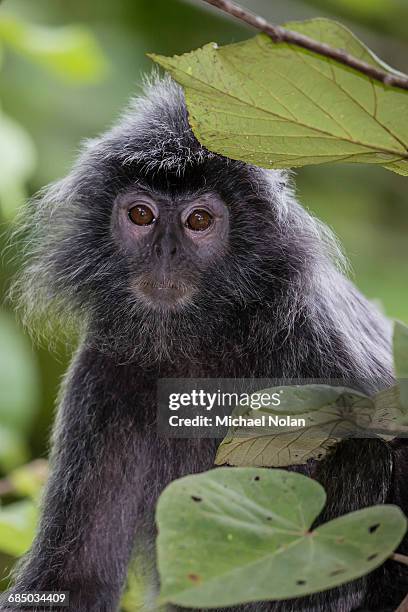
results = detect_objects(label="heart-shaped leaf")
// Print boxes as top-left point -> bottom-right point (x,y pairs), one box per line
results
150,18 -> 408,175
156,468 -> 406,608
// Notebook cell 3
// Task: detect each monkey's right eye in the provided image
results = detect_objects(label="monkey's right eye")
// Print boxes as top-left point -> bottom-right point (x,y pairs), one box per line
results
128,204 -> 156,226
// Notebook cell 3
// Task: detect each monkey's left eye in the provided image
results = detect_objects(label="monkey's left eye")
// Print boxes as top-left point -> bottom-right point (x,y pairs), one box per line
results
128,204 -> 156,226
185,209 -> 213,232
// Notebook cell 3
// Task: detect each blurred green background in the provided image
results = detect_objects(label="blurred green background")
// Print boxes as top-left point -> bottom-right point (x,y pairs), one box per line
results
0,0 -> 407,603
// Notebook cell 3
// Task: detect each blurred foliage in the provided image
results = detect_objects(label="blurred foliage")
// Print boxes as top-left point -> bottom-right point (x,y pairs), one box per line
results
0,7 -> 108,220
0,16 -> 108,83
0,0 -> 407,604
0,313 -> 39,471
0,108 -> 35,220
0,501 -> 38,557
303,0 -> 408,42
0,461 -> 47,567
394,321 -> 408,412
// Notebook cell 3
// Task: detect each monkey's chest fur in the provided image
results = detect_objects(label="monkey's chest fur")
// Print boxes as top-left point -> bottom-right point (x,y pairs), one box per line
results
110,344 -> 397,612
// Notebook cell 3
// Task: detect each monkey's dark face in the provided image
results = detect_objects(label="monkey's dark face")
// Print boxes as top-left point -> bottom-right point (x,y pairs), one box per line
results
15,78 -> 296,362
111,188 -> 229,311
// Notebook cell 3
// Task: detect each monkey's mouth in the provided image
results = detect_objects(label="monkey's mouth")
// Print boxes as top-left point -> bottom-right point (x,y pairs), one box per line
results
140,281 -> 183,289
132,279 -> 195,309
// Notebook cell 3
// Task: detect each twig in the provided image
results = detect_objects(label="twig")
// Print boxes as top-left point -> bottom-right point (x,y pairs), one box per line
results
391,552 -> 408,567
201,0 -> 408,91
396,593 -> 408,612
391,554 -> 408,611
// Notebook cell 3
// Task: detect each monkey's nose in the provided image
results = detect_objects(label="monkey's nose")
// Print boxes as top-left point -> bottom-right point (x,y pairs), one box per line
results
154,240 -> 177,259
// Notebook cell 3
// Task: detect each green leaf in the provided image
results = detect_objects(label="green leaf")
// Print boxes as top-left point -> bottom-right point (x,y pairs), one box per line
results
0,16 -> 108,83
215,383 -> 408,468
215,386 -> 381,468
0,500 -> 37,557
121,571 -> 145,612
250,384 -> 368,414
393,321 -> 408,412
371,385 -> 408,434
0,312 -> 40,434
157,468 -> 406,608
121,556 -> 166,612
150,18 -> 408,175
0,109 -> 36,220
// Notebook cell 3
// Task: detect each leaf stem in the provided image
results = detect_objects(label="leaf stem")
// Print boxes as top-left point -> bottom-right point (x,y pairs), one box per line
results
391,552 -> 408,567
200,0 -> 408,91
391,553 -> 408,610
395,593 -> 408,612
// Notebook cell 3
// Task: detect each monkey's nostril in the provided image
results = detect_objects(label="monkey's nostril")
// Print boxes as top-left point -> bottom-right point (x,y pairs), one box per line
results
154,242 -> 177,258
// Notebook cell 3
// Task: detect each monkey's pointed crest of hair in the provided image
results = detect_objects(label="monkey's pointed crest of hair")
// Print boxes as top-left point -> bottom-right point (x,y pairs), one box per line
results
96,74 -> 214,175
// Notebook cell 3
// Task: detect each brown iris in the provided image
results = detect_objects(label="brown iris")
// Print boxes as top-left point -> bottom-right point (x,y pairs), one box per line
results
185,209 -> 213,232
128,204 -> 155,226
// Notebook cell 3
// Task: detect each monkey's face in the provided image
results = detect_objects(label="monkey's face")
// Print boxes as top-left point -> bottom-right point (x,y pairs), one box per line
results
111,188 -> 230,311
13,78 -> 291,362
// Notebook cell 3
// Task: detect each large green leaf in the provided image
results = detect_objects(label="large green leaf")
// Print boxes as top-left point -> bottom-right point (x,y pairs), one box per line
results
0,109 -> 36,220
215,385 -> 375,467
214,385 -> 405,468
150,18 -> 408,175
252,384 -> 366,415
157,468 -> 406,608
0,16 -> 108,83
393,321 -> 408,412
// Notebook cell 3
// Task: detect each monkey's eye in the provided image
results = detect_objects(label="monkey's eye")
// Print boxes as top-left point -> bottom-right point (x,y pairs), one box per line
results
128,204 -> 156,226
185,209 -> 213,232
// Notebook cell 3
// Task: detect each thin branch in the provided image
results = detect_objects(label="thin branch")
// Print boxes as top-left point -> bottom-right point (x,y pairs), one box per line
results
201,0 -> 408,91
396,593 -> 408,612
391,553 -> 408,610
391,552 -> 408,567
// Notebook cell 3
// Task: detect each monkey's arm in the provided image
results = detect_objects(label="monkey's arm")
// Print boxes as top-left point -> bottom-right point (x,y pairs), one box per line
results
4,348 -> 148,612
